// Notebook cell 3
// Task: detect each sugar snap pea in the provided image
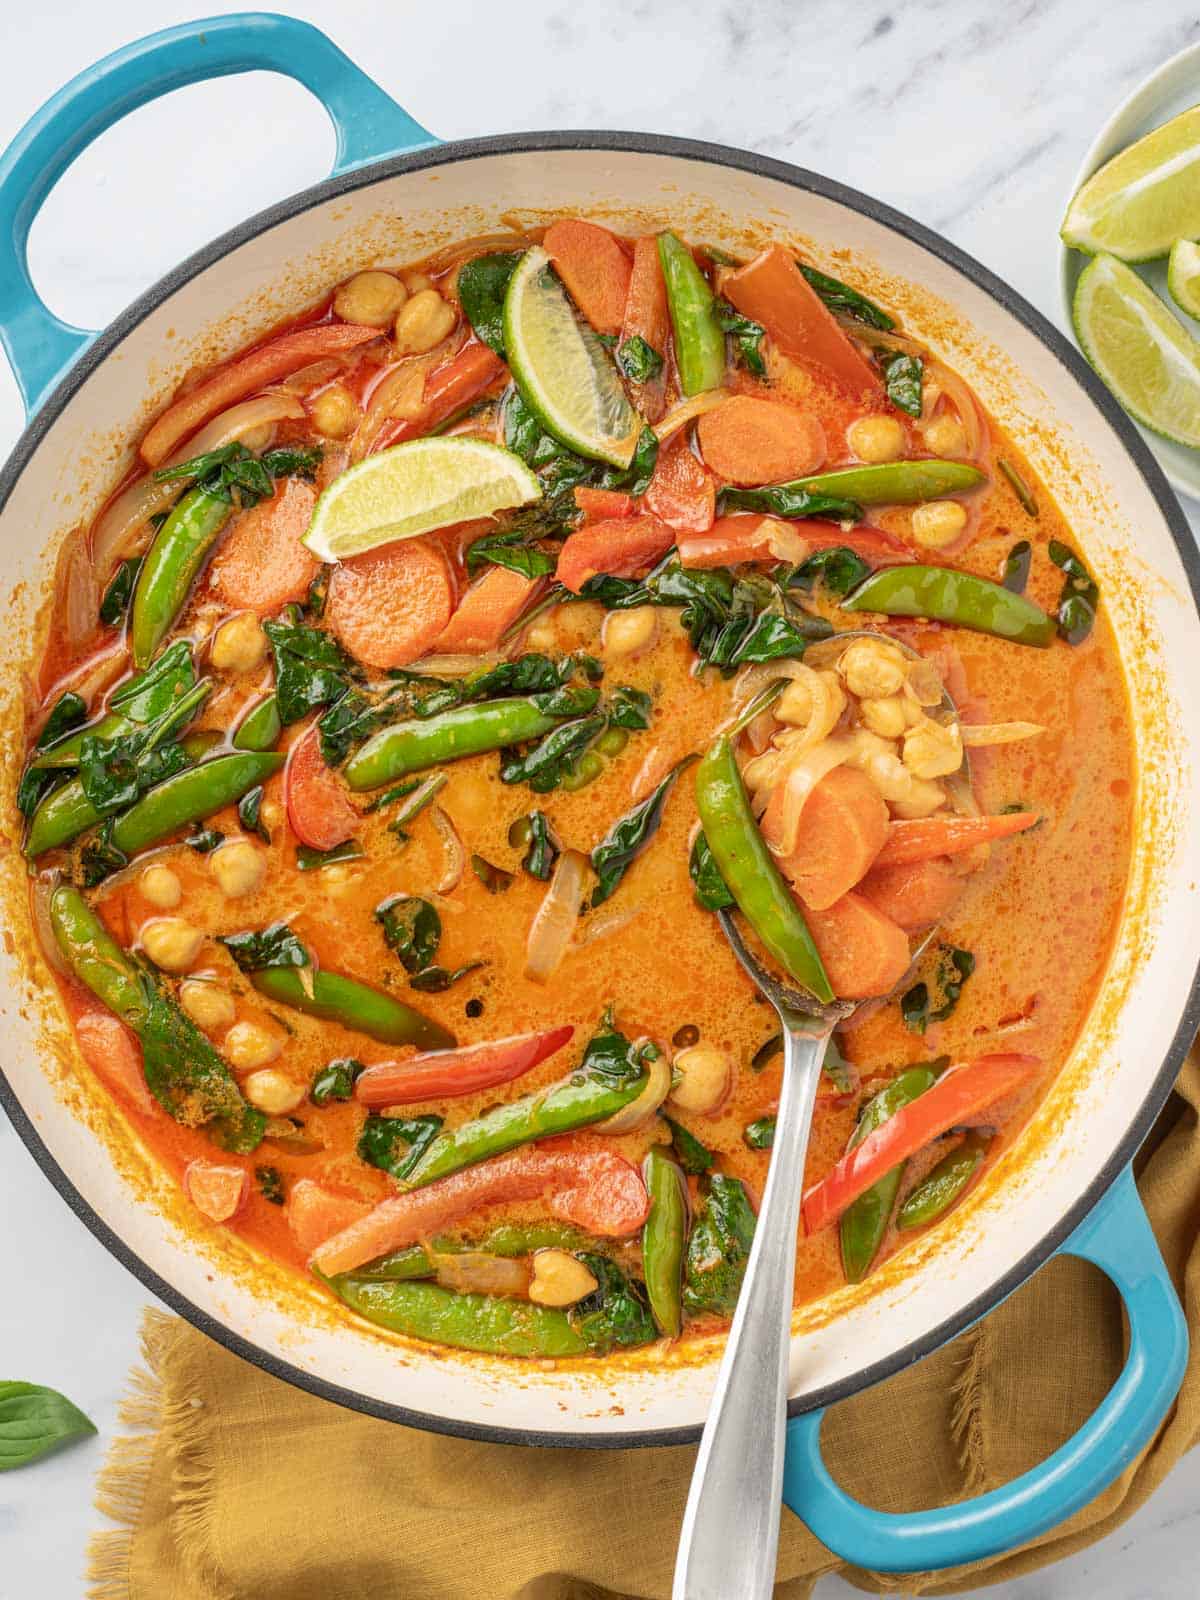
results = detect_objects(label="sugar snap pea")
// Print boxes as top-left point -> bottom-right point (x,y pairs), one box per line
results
232,694 -> 281,752
249,966 -> 453,1050
658,231 -> 726,396
839,1066 -> 938,1283
351,1221 -> 590,1282
344,697 -> 563,791
842,565 -> 1054,647
110,751 -> 283,855
130,486 -> 233,667
31,641 -> 196,770
897,1133 -> 989,1230
784,460 -> 986,505
642,1147 -> 687,1338
694,734 -> 833,1003
331,1277 -> 589,1357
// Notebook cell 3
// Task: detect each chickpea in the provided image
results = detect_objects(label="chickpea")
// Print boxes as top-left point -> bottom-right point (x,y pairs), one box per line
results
839,637 -> 907,699
846,414 -> 905,464
261,799 -> 285,830
528,1249 -> 598,1308
141,917 -> 204,973
309,383 -> 361,439
668,1044 -> 732,1117
179,979 -> 236,1031
890,778 -> 948,819
859,694 -> 910,740
602,605 -> 657,657
921,412 -> 967,457
393,289 -> 456,355
902,716 -> 964,780
140,863 -> 182,910
211,612 -> 268,674
224,1022 -> 283,1072
211,839 -> 267,899
243,1067 -> 304,1115
403,271 -> 435,296
333,269 -> 408,328
911,499 -> 968,549
776,670 -> 844,729
525,619 -> 558,653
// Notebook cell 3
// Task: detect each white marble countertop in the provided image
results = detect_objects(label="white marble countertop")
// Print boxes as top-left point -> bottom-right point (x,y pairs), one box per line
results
2,1 -> 1199,1595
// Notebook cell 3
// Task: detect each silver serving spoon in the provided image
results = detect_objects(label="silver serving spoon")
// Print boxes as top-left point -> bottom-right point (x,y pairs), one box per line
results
673,634 -> 961,1600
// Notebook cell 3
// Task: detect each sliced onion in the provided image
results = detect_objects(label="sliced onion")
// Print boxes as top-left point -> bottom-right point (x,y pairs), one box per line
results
90,393 -> 305,576
31,874 -> 68,976
435,1251 -> 531,1297
597,1049 -> 673,1133
763,518 -> 811,564
430,804 -> 465,894
575,903 -> 641,948
525,849 -> 588,983
422,232 -> 533,277
352,341 -> 462,460
274,358 -> 348,396
960,720 -> 1044,748
928,362 -> 986,463
653,389 -> 730,443
770,666 -> 845,756
62,538 -> 100,650
773,736 -> 854,856
410,653 -> 503,677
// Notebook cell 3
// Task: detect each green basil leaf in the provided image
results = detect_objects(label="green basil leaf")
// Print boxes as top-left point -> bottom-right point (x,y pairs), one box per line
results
375,895 -> 441,975
458,251 -> 523,355
220,922 -> 310,974
0,1382 -> 96,1471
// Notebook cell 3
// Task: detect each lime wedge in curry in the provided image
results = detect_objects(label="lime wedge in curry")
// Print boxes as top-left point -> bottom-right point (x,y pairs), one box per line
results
503,246 -> 642,468
1073,252 -> 1200,447
1062,105 -> 1200,262
1167,238 -> 1200,317
303,437 -> 540,562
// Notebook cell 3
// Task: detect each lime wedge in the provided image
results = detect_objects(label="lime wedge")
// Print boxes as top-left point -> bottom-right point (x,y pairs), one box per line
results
1168,238 -> 1200,317
1073,253 -> 1200,448
1062,106 -> 1200,262
303,437 -> 540,561
503,246 -> 641,468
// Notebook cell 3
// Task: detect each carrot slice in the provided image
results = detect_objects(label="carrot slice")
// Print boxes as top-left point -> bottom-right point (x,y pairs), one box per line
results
355,1026 -> 575,1107
802,1054 -> 1041,1234
804,891 -> 912,1000
644,433 -> 716,533
75,1011 -> 156,1115
543,219 -> 632,336
140,323 -> 379,466
287,1179 -> 370,1255
723,245 -> 881,400
285,721 -> 358,851
383,343 -> 504,447
858,857 -> 964,932
696,395 -> 827,486
434,566 -> 546,654
325,536 -> 455,669
574,486 -> 636,525
762,767 -> 888,910
183,1159 -> 249,1224
676,514 -> 916,570
310,1141 -> 649,1275
207,478 -> 320,617
874,811 -> 1040,868
555,514 -> 675,594
621,236 -> 671,420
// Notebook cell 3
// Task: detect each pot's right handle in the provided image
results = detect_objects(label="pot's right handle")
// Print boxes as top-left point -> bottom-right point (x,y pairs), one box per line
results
782,1164 -> 1187,1574
0,12 -> 436,416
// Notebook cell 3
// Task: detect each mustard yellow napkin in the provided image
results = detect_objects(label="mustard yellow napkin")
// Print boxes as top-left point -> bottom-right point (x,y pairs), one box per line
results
89,1048 -> 1200,1600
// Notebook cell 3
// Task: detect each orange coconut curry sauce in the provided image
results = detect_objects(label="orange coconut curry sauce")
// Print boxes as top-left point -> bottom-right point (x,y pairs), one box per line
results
20,220 -> 1132,1358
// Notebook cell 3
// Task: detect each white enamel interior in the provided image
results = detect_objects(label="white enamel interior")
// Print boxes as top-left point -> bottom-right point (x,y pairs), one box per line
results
2,145 -> 1197,1441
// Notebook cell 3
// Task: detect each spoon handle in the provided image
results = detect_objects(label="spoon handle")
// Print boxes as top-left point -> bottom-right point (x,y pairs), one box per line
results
672,1017 -> 831,1600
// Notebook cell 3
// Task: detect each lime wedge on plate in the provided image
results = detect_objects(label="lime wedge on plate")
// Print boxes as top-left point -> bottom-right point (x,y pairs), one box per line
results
1062,105 -> 1200,262
303,437 -> 540,562
1073,252 -> 1200,447
503,246 -> 641,468
1167,238 -> 1200,317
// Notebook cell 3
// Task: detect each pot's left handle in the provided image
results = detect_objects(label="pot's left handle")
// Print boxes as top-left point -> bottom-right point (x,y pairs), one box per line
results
0,12 -> 437,416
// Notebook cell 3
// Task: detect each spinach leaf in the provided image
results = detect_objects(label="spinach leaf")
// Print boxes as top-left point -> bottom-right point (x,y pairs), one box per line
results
725,609 -> 823,665
306,564 -> 331,619
263,612 -> 356,725
99,558 -> 140,626
185,827 -> 225,853
0,1382 -> 96,1472
600,425 -> 659,498
518,810 -> 559,880
376,894 -> 441,975
1048,540 -> 1098,645
457,251 -> 523,355
901,944 -> 976,1033
608,685 -> 652,730
580,1009 -> 660,1090
463,530 -> 556,580
998,457 -> 1039,518
616,334 -> 664,384
138,980 -> 265,1152
238,785 -> 269,844
499,712 -> 607,793
310,1057 -> 366,1106
318,685 -> 410,767
881,351 -> 923,417
413,652 -> 598,717
256,1165 -> 285,1205
1001,539 -> 1033,595
577,573 -> 651,609
798,262 -> 894,330
568,1255 -> 656,1352
357,1113 -> 443,1181
683,1174 -> 757,1316
471,854 -> 514,894
787,546 -> 871,597
743,1116 -> 776,1150
110,639 -> 197,718
78,731 -> 187,815
719,482 -> 862,522
662,1114 -> 713,1176
220,922 -> 310,974
295,839 -> 364,871
714,297 -> 766,377
689,831 -> 734,911
590,758 -> 691,906
505,390 -> 595,493
384,773 -> 448,843
153,440 -> 321,507
409,961 -> 487,993
37,691 -> 88,751
75,825 -> 129,888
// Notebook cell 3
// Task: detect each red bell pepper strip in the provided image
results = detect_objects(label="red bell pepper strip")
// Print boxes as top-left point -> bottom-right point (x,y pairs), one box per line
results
184,1159 -> 249,1223
621,236 -> 671,420
310,1140 -> 649,1274
802,1053 -> 1041,1235
354,1026 -> 576,1107
140,323 -> 379,466
382,343 -> 505,448
556,513 -> 675,593
644,432 -> 716,533
677,514 -> 916,570
285,721 -> 358,851
873,811 -> 1041,868
574,486 -> 636,525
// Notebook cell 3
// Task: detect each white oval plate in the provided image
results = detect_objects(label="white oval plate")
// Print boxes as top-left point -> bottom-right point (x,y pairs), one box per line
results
1059,41 -> 1200,501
